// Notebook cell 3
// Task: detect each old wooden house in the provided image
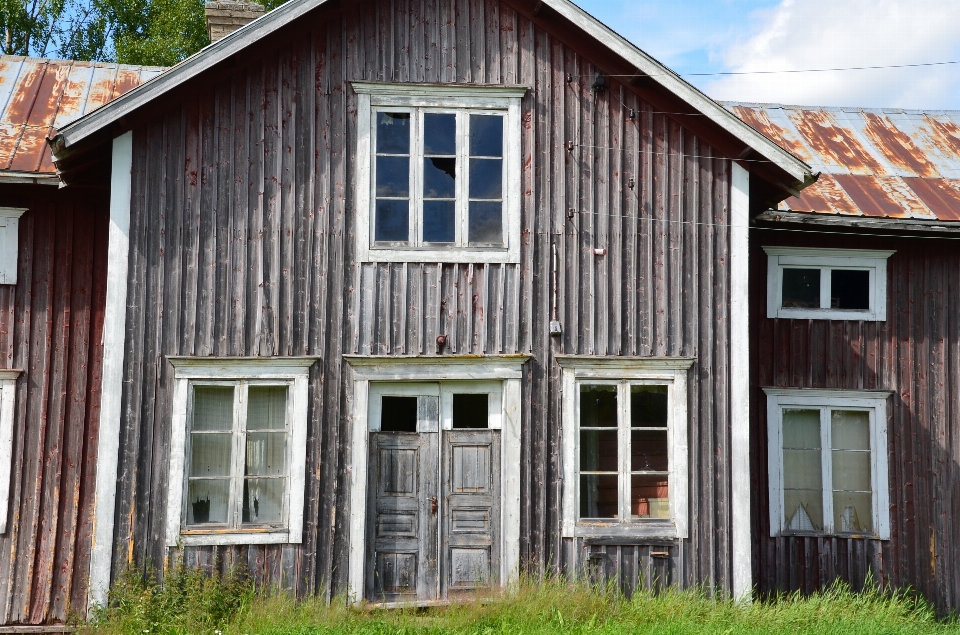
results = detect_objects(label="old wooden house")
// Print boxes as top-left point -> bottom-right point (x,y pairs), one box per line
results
18,0 -> 960,627
728,102 -> 960,614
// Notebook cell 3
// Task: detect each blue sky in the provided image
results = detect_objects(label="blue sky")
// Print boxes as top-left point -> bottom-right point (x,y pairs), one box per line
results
571,0 -> 960,110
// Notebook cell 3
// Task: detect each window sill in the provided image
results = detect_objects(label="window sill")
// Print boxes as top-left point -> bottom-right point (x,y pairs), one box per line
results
770,308 -> 884,322
569,521 -> 678,540
360,246 -> 519,264
775,531 -> 887,541
174,530 -> 294,547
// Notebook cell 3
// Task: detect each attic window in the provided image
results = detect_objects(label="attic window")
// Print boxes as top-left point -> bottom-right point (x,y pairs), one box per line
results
765,247 -> 894,321
353,82 -> 525,264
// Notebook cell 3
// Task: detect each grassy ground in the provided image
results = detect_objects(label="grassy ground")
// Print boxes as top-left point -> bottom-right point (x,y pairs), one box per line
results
87,565 -> 960,635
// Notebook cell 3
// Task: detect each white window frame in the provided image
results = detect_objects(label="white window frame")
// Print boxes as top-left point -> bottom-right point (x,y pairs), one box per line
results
165,357 -> 317,547
353,82 -> 526,264
764,388 -> 891,539
558,356 -> 694,540
0,370 -> 22,534
344,355 -> 529,602
0,208 -> 27,285
764,247 -> 894,321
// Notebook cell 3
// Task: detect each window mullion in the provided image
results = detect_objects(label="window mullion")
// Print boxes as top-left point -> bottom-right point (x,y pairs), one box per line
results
821,407 -> 833,533
619,382 -> 630,522
457,111 -> 468,247
412,109 -> 423,247
230,382 -> 248,530
820,267 -> 831,309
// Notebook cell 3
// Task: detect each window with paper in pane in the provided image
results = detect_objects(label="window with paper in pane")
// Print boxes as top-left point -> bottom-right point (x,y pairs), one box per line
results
767,389 -> 890,539
187,383 -> 289,530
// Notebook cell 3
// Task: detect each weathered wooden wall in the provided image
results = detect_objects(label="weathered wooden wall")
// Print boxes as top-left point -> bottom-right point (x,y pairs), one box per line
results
751,228 -> 960,614
115,0 -> 737,599
0,185 -> 107,625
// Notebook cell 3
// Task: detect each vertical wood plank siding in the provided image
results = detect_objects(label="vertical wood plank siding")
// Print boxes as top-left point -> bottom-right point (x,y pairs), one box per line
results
752,231 -> 960,614
0,186 -> 107,625
116,0 -> 736,598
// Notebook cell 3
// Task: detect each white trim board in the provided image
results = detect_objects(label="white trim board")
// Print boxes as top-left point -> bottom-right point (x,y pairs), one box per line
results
0,208 -> 27,285
730,163 -> 751,602
0,369 -> 23,534
51,0 -> 813,190
87,132 -> 133,615
344,355 -> 528,603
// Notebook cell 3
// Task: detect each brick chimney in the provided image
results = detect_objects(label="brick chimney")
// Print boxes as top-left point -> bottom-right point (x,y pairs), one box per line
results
205,1 -> 265,43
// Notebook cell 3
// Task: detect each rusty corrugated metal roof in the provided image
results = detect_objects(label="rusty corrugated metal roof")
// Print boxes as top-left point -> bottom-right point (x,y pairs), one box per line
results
726,102 -> 960,222
0,55 -> 164,176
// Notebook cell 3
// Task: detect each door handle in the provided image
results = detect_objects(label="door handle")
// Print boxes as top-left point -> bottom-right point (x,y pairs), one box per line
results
430,496 -> 438,515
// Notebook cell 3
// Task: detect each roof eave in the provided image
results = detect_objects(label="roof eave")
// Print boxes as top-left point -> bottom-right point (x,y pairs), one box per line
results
51,0 -> 333,161
542,0 -> 813,186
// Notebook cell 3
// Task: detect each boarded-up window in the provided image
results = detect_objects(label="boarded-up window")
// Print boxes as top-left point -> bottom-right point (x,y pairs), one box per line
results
0,209 -> 26,285
0,372 -> 19,533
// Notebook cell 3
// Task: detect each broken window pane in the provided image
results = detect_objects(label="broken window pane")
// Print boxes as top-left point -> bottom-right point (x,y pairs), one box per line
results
831,269 -> 870,310
580,475 -> 618,519
452,394 -> 488,429
631,475 -> 669,519
631,385 -> 667,427
423,157 -> 457,198
782,268 -> 820,308
187,479 -> 230,525
242,477 -> 284,524
377,112 -> 411,154
380,396 -> 418,432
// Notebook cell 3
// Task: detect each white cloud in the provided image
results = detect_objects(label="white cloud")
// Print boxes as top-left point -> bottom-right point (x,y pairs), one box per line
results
702,0 -> 960,109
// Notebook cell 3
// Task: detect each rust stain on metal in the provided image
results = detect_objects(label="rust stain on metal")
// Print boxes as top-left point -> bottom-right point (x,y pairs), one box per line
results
729,103 -> 960,222
833,173 -> 908,218
0,55 -> 163,175
862,113 -> 939,178
786,108 -> 885,175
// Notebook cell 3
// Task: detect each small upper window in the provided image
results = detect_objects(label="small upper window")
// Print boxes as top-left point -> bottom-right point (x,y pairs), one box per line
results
354,83 -> 525,264
764,247 -> 894,321
0,209 -> 27,285
765,388 -> 891,539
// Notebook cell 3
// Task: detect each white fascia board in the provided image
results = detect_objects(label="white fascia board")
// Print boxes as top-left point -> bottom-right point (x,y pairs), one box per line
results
542,0 -> 813,186
762,246 -> 896,260
53,0 -> 333,154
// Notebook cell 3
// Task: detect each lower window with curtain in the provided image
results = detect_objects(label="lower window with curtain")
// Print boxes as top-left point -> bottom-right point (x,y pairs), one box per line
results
764,388 -> 892,539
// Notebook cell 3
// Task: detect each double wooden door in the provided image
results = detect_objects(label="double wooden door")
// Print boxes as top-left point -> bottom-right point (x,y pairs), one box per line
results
365,389 -> 501,603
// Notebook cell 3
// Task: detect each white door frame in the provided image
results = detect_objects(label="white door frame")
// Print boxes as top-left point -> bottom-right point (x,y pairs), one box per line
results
344,355 -> 529,603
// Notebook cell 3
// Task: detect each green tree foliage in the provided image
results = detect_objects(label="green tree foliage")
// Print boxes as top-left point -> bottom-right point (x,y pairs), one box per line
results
1,0 -> 288,66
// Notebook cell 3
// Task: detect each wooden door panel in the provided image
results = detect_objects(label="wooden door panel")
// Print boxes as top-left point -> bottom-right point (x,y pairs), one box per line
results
366,429 -> 439,603
442,430 -> 501,597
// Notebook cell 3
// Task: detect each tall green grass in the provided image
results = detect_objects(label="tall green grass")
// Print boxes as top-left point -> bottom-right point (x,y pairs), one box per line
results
89,565 -> 959,635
